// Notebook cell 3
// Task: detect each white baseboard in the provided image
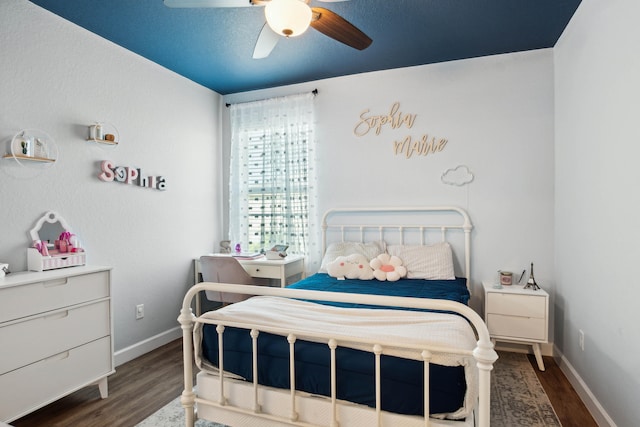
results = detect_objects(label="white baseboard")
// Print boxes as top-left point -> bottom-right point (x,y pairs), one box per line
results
114,326 -> 182,367
554,350 -> 617,427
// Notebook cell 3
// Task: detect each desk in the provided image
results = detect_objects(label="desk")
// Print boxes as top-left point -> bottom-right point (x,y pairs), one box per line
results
193,254 -> 305,315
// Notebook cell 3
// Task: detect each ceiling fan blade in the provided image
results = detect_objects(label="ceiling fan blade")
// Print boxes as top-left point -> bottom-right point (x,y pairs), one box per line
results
163,0 -> 259,8
310,7 -> 372,51
253,22 -> 280,59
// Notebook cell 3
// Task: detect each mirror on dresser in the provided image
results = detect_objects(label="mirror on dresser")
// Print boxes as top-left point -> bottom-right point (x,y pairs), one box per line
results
29,211 -> 72,245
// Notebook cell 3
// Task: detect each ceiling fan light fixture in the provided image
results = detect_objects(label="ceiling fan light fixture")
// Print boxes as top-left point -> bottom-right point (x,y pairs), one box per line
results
265,0 -> 312,38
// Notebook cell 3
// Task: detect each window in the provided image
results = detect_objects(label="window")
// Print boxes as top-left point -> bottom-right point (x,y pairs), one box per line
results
229,93 -> 317,256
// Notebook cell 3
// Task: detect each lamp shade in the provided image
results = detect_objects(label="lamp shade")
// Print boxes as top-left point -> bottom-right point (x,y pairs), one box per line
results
265,0 -> 312,37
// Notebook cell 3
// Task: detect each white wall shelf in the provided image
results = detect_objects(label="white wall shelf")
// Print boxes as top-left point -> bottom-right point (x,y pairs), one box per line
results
2,129 -> 58,167
87,123 -> 119,146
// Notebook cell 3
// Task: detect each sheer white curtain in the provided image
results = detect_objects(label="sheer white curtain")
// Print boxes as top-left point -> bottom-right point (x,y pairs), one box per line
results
229,92 -> 318,259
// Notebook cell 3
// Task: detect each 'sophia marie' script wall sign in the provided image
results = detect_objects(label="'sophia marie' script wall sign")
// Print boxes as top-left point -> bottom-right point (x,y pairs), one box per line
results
353,102 -> 448,159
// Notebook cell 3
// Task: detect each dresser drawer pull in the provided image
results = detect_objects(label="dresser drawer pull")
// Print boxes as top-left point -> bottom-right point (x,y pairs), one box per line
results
43,278 -> 69,288
46,350 -> 70,362
44,310 -> 69,320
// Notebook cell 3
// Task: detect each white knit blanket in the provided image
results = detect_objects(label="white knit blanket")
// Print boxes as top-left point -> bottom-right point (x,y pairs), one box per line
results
194,296 -> 478,419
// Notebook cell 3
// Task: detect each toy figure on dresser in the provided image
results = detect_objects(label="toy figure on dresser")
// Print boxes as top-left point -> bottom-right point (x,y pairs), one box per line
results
524,262 -> 540,290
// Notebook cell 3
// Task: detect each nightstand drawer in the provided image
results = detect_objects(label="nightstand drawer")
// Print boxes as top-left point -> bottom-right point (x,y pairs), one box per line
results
486,292 -> 545,318
487,314 -> 546,341
243,264 -> 280,279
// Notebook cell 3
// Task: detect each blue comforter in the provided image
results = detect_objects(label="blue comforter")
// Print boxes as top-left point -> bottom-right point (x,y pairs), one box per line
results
288,273 -> 470,307
201,274 -> 471,418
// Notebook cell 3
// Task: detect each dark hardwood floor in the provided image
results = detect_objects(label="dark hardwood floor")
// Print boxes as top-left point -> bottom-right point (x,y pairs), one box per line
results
527,354 -> 598,427
12,339 -> 597,427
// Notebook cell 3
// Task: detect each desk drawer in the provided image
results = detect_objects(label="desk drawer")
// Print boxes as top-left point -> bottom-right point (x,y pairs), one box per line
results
0,271 -> 109,323
0,300 -> 110,374
487,314 -> 546,341
0,336 -> 112,422
243,265 -> 280,279
486,292 -> 546,318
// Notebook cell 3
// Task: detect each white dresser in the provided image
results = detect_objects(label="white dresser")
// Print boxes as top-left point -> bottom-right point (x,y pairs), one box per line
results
0,266 -> 114,423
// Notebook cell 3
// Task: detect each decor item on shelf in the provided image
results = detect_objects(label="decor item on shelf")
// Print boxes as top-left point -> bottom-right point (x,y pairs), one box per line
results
27,211 -> 86,272
88,122 -> 119,146
524,262 -> 540,290
3,129 -> 58,165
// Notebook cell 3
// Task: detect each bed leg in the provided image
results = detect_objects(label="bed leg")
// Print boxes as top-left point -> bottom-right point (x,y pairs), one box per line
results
178,305 -> 196,427
181,389 -> 196,427
473,341 -> 499,427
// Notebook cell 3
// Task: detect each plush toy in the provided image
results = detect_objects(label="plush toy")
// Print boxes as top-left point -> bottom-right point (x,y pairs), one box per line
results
370,253 -> 407,282
326,254 -> 375,280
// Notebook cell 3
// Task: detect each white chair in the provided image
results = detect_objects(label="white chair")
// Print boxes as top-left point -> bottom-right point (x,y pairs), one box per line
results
199,255 -> 270,304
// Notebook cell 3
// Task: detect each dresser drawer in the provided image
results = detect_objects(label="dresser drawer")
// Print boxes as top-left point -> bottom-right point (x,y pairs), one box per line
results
243,264 -> 280,279
0,300 -> 110,375
486,292 -> 546,318
487,314 -> 546,341
0,336 -> 112,422
0,271 -> 109,323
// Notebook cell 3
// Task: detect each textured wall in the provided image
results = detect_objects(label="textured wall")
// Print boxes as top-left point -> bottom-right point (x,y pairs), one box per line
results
555,0 -> 640,425
0,0 -> 223,357
223,50 -> 556,316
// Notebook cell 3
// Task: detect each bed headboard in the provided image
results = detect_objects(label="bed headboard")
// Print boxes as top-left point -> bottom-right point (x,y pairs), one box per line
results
321,206 -> 473,291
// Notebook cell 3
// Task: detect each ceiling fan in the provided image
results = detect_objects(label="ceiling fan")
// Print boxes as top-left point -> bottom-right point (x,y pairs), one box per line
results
163,0 -> 372,59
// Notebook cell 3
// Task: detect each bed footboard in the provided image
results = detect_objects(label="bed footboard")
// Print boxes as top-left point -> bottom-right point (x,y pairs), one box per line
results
178,283 -> 498,427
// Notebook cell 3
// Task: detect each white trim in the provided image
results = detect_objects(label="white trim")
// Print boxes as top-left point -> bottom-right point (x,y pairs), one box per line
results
114,326 -> 182,366
554,349 -> 617,427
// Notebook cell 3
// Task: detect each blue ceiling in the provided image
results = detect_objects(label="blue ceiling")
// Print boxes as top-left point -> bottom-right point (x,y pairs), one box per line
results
29,0 -> 581,95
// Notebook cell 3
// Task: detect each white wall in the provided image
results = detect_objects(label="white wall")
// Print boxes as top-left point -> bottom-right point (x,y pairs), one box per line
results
555,0 -> 640,425
224,50 -> 556,316
0,0 -> 224,362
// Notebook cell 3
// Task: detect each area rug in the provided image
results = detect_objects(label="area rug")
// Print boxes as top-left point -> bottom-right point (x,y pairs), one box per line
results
490,351 -> 561,426
137,351 -> 561,427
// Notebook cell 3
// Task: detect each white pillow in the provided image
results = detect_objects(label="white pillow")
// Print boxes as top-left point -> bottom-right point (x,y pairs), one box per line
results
319,241 -> 385,272
327,254 -> 375,280
386,242 -> 455,280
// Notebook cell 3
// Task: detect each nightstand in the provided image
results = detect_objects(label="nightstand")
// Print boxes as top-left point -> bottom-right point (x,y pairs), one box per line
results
482,280 -> 549,371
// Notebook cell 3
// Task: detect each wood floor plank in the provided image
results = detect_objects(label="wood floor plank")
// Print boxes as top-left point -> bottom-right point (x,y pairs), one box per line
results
527,354 -> 598,427
11,340 -> 596,426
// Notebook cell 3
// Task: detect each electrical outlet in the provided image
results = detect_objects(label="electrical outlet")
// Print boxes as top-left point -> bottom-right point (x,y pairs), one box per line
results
136,304 -> 144,320
579,329 -> 585,351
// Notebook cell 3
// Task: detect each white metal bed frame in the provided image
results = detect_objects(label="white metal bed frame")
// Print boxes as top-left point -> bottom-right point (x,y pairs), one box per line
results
320,206 -> 473,292
179,207 -> 497,427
